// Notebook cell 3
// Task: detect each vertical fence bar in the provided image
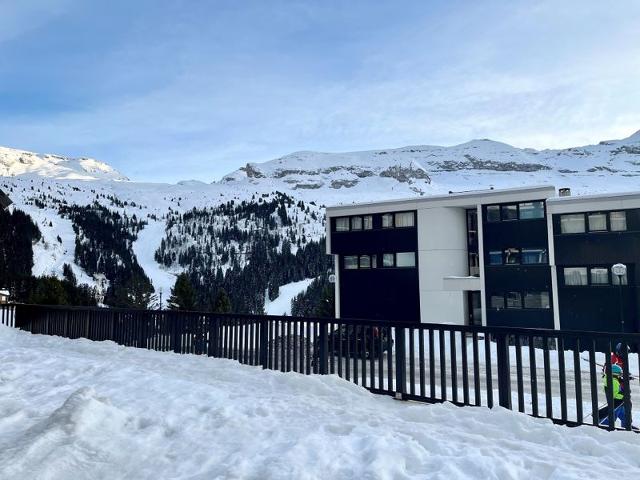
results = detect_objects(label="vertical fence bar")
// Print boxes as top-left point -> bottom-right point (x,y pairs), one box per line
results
543,337 -> 552,418
588,340 -> 598,426
484,333 -> 493,408
496,333 -> 512,409
558,337 -> 567,422
428,328 -> 435,399
573,338 -> 583,424
472,331 -> 480,406
605,340 -> 615,430
395,327 -> 406,399
622,341 -> 633,430
439,329 -> 447,401
319,320 -> 328,375
528,335 -> 538,417
515,335 -> 524,413
419,328 -> 426,398
450,330 -> 458,404
409,328 -> 415,396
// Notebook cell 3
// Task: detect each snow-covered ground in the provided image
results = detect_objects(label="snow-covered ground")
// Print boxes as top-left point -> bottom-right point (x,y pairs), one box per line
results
1,326 -> 639,480
265,277 -> 315,316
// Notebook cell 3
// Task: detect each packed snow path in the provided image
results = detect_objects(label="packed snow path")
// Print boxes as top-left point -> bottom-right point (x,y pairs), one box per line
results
1,326 -> 639,479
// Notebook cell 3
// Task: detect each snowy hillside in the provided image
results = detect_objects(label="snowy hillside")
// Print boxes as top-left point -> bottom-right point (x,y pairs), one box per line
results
2,130 -> 640,308
0,146 -> 128,181
222,129 -> 640,202
1,325 -> 639,479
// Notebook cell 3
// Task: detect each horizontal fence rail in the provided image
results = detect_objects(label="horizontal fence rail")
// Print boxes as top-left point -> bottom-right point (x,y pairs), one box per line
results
2,303 -> 639,432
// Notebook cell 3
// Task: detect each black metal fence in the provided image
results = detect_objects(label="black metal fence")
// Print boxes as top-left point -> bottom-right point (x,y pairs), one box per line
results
3,303 -> 639,432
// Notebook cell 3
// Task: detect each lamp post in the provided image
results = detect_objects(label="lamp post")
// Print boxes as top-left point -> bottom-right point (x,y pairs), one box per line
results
612,263 -> 627,333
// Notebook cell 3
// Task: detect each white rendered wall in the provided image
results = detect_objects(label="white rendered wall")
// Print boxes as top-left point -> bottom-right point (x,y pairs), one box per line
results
417,207 -> 469,324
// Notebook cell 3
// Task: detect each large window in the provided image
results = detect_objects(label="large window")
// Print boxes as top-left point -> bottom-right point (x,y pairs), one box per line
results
344,255 -> 358,269
564,267 -> 588,286
336,217 -> 350,232
487,205 -> 501,222
383,253 -> 394,267
560,214 -> 585,234
590,267 -> 609,285
610,211 -> 627,231
501,204 -> 518,221
489,251 -> 502,265
363,215 -> 373,230
359,255 -> 371,269
382,214 -> 394,228
588,213 -> 607,232
396,252 -> 416,267
519,201 -> 544,219
351,216 -> 363,231
506,292 -> 522,309
395,212 -> 415,227
490,294 -> 505,310
524,292 -> 550,309
521,248 -> 548,264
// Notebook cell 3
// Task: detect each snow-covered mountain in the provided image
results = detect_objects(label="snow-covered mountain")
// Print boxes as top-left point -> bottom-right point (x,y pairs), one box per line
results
0,146 -> 128,181
221,129 -> 640,201
2,130 -> 640,306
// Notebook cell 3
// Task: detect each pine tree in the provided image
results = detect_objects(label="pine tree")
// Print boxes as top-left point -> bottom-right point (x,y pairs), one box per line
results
212,288 -> 232,313
168,273 -> 197,310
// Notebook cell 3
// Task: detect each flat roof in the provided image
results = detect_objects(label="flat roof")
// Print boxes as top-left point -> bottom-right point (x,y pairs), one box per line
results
326,185 -> 556,216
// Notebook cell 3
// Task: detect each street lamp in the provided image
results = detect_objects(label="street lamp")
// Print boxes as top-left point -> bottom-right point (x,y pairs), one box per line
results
612,263 -> 627,332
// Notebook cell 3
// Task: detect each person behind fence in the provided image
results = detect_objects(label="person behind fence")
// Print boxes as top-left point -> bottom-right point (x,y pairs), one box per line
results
598,364 -> 630,427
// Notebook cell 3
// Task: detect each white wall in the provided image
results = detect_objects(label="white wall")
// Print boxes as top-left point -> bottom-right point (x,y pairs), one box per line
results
417,207 -> 469,324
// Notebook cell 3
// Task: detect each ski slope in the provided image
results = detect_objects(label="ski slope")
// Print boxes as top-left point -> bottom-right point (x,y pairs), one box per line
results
1,326 -> 638,479
265,277 -> 316,316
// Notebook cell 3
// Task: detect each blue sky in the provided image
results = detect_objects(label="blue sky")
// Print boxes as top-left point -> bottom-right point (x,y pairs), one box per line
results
1,0 -> 639,182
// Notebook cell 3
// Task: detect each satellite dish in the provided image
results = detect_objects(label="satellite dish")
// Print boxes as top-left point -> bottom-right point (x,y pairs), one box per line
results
328,274 -> 336,284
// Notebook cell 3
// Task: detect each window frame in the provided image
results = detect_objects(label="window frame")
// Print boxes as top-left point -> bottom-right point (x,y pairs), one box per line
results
506,291 -> 523,309
589,266 -> 610,285
381,213 -> 394,229
335,217 -> 350,232
344,255 -> 358,270
523,291 -> 551,309
351,216 -> 363,231
518,201 -> 545,220
609,211 -> 627,232
501,204 -> 519,221
363,215 -> 373,230
486,205 -> 501,222
560,213 -> 586,234
394,211 -> 415,228
503,247 -> 521,265
395,252 -> 416,268
382,253 -> 395,267
587,212 -> 608,232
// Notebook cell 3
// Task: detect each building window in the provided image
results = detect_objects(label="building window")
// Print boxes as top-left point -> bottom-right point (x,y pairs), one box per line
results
490,294 -> 505,310
359,255 -> 371,268
590,267 -> 609,285
564,267 -> 588,286
371,254 -> 377,268
350,216 -> 363,231
588,213 -> 607,232
468,253 -> 480,277
524,291 -> 550,309
487,205 -> 501,222
504,248 -> 520,264
612,269 -> 628,285
519,201 -> 544,220
489,251 -> 502,265
610,211 -> 627,231
363,215 -> 373,230
382,214 -> 394,228
396,252 -> 416,267
506,292 -> 522,309
521,248 -> 548,264
336,217 -> 350,232
383,253 -> 395,267
395,212 -> 415,227
560,214 -> 585,234
344,256 -> 358,269
501,204 -> 518,221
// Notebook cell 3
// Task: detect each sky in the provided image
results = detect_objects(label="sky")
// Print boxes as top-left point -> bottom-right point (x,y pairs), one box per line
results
0,0 -> 639,183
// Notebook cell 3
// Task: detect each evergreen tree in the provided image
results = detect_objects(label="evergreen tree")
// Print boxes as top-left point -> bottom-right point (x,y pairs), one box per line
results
168,273 -> 197,310
212,288 -> 232,313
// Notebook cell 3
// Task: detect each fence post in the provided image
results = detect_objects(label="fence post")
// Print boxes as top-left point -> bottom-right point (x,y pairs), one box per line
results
319,320 -> 328,375
208,316 -> 220,358
85,309 -> 91,339
172,313 -> 181,354
496,333 -> 512,409
395,327 -> 407,399
63,310 -> 69,338
259,319 -> 269,369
